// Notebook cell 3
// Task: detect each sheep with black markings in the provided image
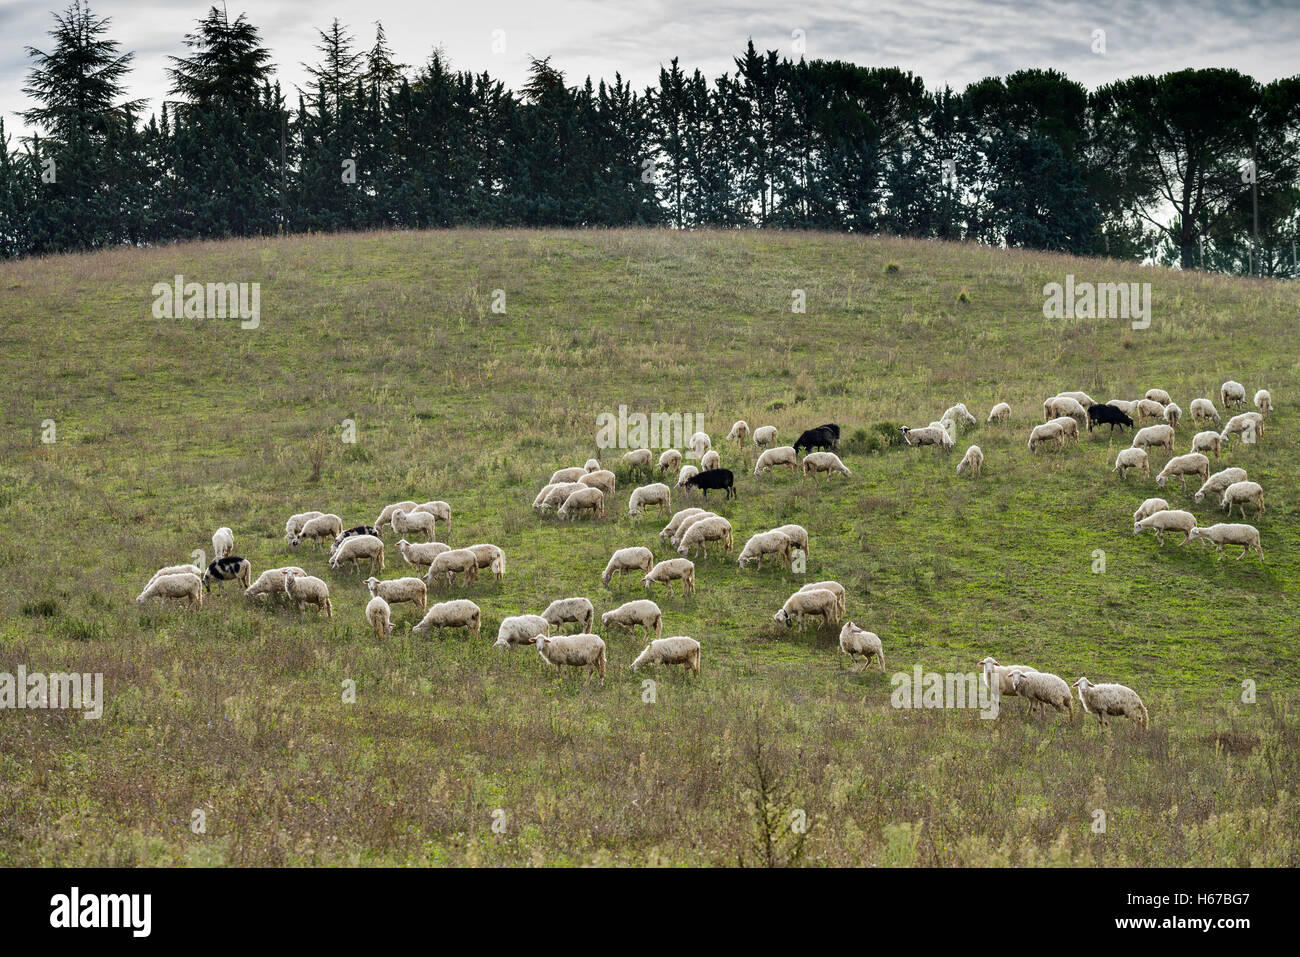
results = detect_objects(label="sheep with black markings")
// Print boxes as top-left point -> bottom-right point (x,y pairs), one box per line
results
203,556 -> 251,593
602,599 -> 663,640
631,636 -> 701,675
603,546 -> 655,587
838,622 -> 884,672
136,572 -> 203,610
283,571 -> 331,618
542,597 -> 596,634
1073,677 -> 1148,731
412,599 -> 481,638
1194,468 -> 1247,504
643,558 -> 696,597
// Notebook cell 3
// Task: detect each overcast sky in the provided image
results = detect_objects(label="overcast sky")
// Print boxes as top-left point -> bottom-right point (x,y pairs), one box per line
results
3,0 -> 1298,139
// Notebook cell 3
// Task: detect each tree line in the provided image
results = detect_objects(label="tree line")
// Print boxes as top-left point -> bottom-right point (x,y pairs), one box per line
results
2,1 -> 1298,275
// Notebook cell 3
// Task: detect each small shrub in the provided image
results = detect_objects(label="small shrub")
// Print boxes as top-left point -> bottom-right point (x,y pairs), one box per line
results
884,261 -> 900,274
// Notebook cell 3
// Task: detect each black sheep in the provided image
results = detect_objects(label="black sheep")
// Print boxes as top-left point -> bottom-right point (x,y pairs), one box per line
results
794,426 -> 837,453
1087,404 -> 1134,433
685,467 -> 736,500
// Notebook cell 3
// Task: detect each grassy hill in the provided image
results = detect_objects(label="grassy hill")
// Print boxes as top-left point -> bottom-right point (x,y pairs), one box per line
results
1,228 -> 1297,866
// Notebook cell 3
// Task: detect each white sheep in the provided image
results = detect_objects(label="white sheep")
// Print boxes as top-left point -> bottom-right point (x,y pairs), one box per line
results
621,448 -> 653,472
244,566 -> 306,601
494,614 -> 550,650
558,486 -> 606,520
1220,412 -> 1263,446
660,508 -> 706,543
412,500 -> 452,532
1133,498 -> 1169,524
147,563 -> 203,586
941,403 -> 979,432
329,534 -> 385,576
631,636 -> 701,675
601,599 -> 663,640
1187,523 -> 1262,561
579,469 -> 616,498
1193,467 -> 1247,504
364,575 -> 427,609
1133,509 -> 1197,545
987,402 -> 1011,425
1219,481 -> 1264,519
1047,415 -> 1080,445
412,599 -> 482,638
530,632 -> 607,683
798,580 -> 845,616
1254,389 -> 1272,415
542,597 -> 596,634
658,449 -> 683,474
366,595 -> 394,638
284,511 -> 325,544
1189,398 -> 1220,424
628,483 -> 672,519
426,547 -> 479,589
929,419 -> 957,445
902,425 -> 954,451
752,425 -> 778,448
391,507 -> 438,541
1131,424 -> 1175,454
677,515 -> 733,559
801,451 -> 851,481
699,449 -> 721,471
1073,677 -> 1148,731
375,501 -> 418,534
737,530 -> 793,569
212,526 -> 234,559
585,458 -> 601,472
1027,421 -> 1065,453
283,571 -> 332,618
1144,388 -> 1172,406
1010,671 -> 1073,719
1191,430 -> 1222,459
1134,398 -> 1167,423
1057,391 -> 1096,408
538,482 -> 585,512
548,466 -> 587,485
1043,395 -> 1087,427
688,431 -> 711,458
673,465 -> 699,490
1220,380 -> 1246,409
136,572 -> 203,610
466,544 -> 506,583
292,513 -> 343,549
754,445 -> 799,476
774,588 -> 840,630
396,538 -> 450,572
1154,452 -> 1209,490
838,622 -> 883,672
1112,447 -> 1149,480
774,524 -> 810,560
603,546 -> 655,587
671,510 -> 719,547
643,558 -> 696,597
726,421 -> 750,442
1163,402 -> 1182,430
977,657 -> 1038,703
1106,399 -> 1139,418
956,444 -> 983,477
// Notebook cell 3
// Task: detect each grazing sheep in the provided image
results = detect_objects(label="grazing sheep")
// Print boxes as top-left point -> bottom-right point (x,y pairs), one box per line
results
801,451 -> 851,482
1027,421 -> 1066,453
1010,671 -> 1074,719
794,426 -> 839,453
202,556 -> 252,593
412,599 -> 481,637
283,571 -> 331,618
426,547 -> 479,589
329,534 -> 385,576
601,599 -> 663,640
621,448 -> 653,473
542,597 -> 596,634
1191,430 -> 1222,459
1047,416 -> 1080,445
466,543 -> 506,583
671,510 -> 718,547
548,466 -> 587,485
366,595 -> 394,639
987,402 -> 1011,425
901,425 -> 955,452
391,508 -> 438,541
412,500 -> 452,532
1194,467 -> 1248,504
396,539 -> 450,572
699,449 -> 721,471
1043,395 -> 1087,428
1220,481 -> 1264,519
1087,403 -> 1134,433
977,658 -> 1038,703
1144,388 -> 1172,406
285,511 -> 325,545
1220,380 -> 1246,409
1163,402 -> 1182,430
1133,509 -> 1197,545
798,580 -> 845,616
658,449 -> 683,474
941,403 -> 979,432
212,526 -> 234,560
529,633 -> 607,683
737,530 -> 793,569
1254,389 -> 1272,415
628,483 -> 672,519
493,614 -> 550,650
1106,399 -> 1139,418
1132,424 -> 1175,454
1189,398 -> 1221,424
579,469 -> 616,498
1112,447 -> 1149,480
689,431 -> 711,458
331,525 -> 381,555
838,622 -> 884,672
660,508 -> 706,544
363,575 -> 427,609
677,515 -> 734,559
1057,391 -> 1096,408
930,419 -> 957,446
754,446 -> 800,476
558,486 -> 606,520
603,546 -> 655,587
538,482 -> 585,513
1134,398 -> 1167,423
375,501 -> 418,534
683,468 -> 735,499
243,566 -> 306,602
585,459 -> 601,472
1187,523 -> 1262,561
642,558 -> 696,597
774,524 -> 811,560
1220,412 -> 1264,446
726,421 -> 750,442
753,425 -> 779,448
1154,452 -> 1210,490
774,588 -> 840,630
673,465 -> 699,491
136,572 -> 203,610
148,563 -> 202,586
1074,677 -> 1148,731
1133,498 -> 1170,524
292,513 -> 343,549
631,636 -> 701,675
956,444 -> 983,477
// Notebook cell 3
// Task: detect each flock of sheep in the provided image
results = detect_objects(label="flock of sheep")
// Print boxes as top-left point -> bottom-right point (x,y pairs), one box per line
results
131,383 -> 1273,729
